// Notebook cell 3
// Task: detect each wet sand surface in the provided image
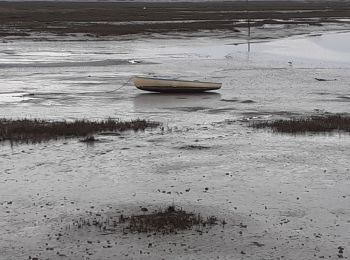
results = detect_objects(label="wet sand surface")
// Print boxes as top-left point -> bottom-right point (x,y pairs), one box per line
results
1,2 -> 350,260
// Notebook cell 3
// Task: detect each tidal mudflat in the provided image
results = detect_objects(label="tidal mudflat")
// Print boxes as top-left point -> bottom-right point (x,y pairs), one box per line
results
1,1 -> 350,38
1,2 -> 350,260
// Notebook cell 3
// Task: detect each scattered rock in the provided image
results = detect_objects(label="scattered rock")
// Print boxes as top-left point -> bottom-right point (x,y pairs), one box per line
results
252,241 -> 264,247
315,78 -> 337,82
240,100 -> 255,104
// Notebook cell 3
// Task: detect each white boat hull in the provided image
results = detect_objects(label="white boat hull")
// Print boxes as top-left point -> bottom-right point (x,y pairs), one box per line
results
132,76 -> 222,93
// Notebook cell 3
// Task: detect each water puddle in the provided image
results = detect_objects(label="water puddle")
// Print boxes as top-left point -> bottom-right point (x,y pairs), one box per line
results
0,59 -> 145,69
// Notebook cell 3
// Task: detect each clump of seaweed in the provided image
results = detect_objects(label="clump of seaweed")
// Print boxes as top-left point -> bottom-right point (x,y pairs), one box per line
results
79,136 -> 97,143
126,206 -> 218,234
0,118 -> 159,143
178,145 -> 211,150
71,206 -> 222,235
251,114 -> 350,134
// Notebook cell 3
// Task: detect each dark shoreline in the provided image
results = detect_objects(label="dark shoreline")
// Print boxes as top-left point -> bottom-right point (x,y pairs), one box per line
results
1,1 -> 350,37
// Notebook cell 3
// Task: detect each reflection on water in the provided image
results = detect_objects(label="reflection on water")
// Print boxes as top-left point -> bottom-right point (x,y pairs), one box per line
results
312,31 -> 350,53
0,92 -> 30,104
261,31 -> 350,65
0,30 -> 349,120
133,92 -> 221,111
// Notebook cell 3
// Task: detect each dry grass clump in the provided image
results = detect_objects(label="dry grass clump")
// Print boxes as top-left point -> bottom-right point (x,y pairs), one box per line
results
0,118 -> 159,143
178,145 -> 211,150
125,206 -> 218,234
251,114 -> 350,134
79,136 -> 97,143
71,206 -> 222,235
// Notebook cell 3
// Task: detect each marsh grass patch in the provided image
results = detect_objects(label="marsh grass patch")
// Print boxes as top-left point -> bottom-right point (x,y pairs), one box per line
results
125,206 -> 216,233
71,206 -> 223,235
240,100 -> 255,104
178,145 -> 211,150
172,107 -> 208,112
220,99 -> 239,103
251,114 -> 350,134
337,95 -> 350,100
79,136 -> 98,143
0,118 -> 159,143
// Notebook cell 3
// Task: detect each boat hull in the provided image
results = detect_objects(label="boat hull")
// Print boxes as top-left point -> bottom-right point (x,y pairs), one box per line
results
132,77 -> 221,93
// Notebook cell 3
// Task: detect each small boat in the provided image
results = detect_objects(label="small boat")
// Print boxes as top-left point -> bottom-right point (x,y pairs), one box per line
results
132,76 -> 221,93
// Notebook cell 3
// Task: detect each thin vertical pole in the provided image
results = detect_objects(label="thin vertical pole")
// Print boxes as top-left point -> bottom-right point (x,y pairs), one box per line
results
247,0 -> 251,38
246,0 -> 251,52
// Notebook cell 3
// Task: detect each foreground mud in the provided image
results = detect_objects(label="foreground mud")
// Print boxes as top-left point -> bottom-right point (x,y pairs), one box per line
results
1,118 -> 349,259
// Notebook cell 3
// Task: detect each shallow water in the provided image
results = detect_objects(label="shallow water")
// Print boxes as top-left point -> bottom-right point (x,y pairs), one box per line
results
0,29 -> 350,259
260,31 -> 350,65
0,31 -> 349,118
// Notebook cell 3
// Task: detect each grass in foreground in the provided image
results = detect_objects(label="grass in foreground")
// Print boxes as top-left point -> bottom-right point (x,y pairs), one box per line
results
251,114 -> 350,134
72,206 -> 224,235
124,206 -> 219,234
0,118 -> 159,143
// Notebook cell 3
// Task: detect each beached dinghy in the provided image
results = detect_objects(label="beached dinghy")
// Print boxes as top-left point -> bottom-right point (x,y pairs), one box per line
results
132,76 -> 221,93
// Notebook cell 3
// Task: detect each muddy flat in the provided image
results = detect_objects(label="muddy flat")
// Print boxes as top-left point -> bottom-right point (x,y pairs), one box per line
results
0,1 -> 350,260
1,1 -> 350,37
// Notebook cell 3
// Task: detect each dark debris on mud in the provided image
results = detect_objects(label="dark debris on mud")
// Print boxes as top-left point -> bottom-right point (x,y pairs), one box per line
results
71,206 -> 224,235
0,118 -> 159,143
79,136 -> 98,143
125,206 -> 220,234
178,145 -> 211,150
251,114 -> 350,134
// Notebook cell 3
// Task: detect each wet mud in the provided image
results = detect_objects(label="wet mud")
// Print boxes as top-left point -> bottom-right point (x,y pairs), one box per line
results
1,6 -> 350,259
0,1 -> 350,38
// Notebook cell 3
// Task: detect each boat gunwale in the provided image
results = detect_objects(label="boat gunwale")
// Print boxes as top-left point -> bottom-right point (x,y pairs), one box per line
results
135,85 -> 220,92
133,76 -> 222,86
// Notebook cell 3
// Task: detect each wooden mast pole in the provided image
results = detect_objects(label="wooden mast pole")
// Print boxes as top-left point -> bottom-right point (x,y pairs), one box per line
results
246,0 -> 251,52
